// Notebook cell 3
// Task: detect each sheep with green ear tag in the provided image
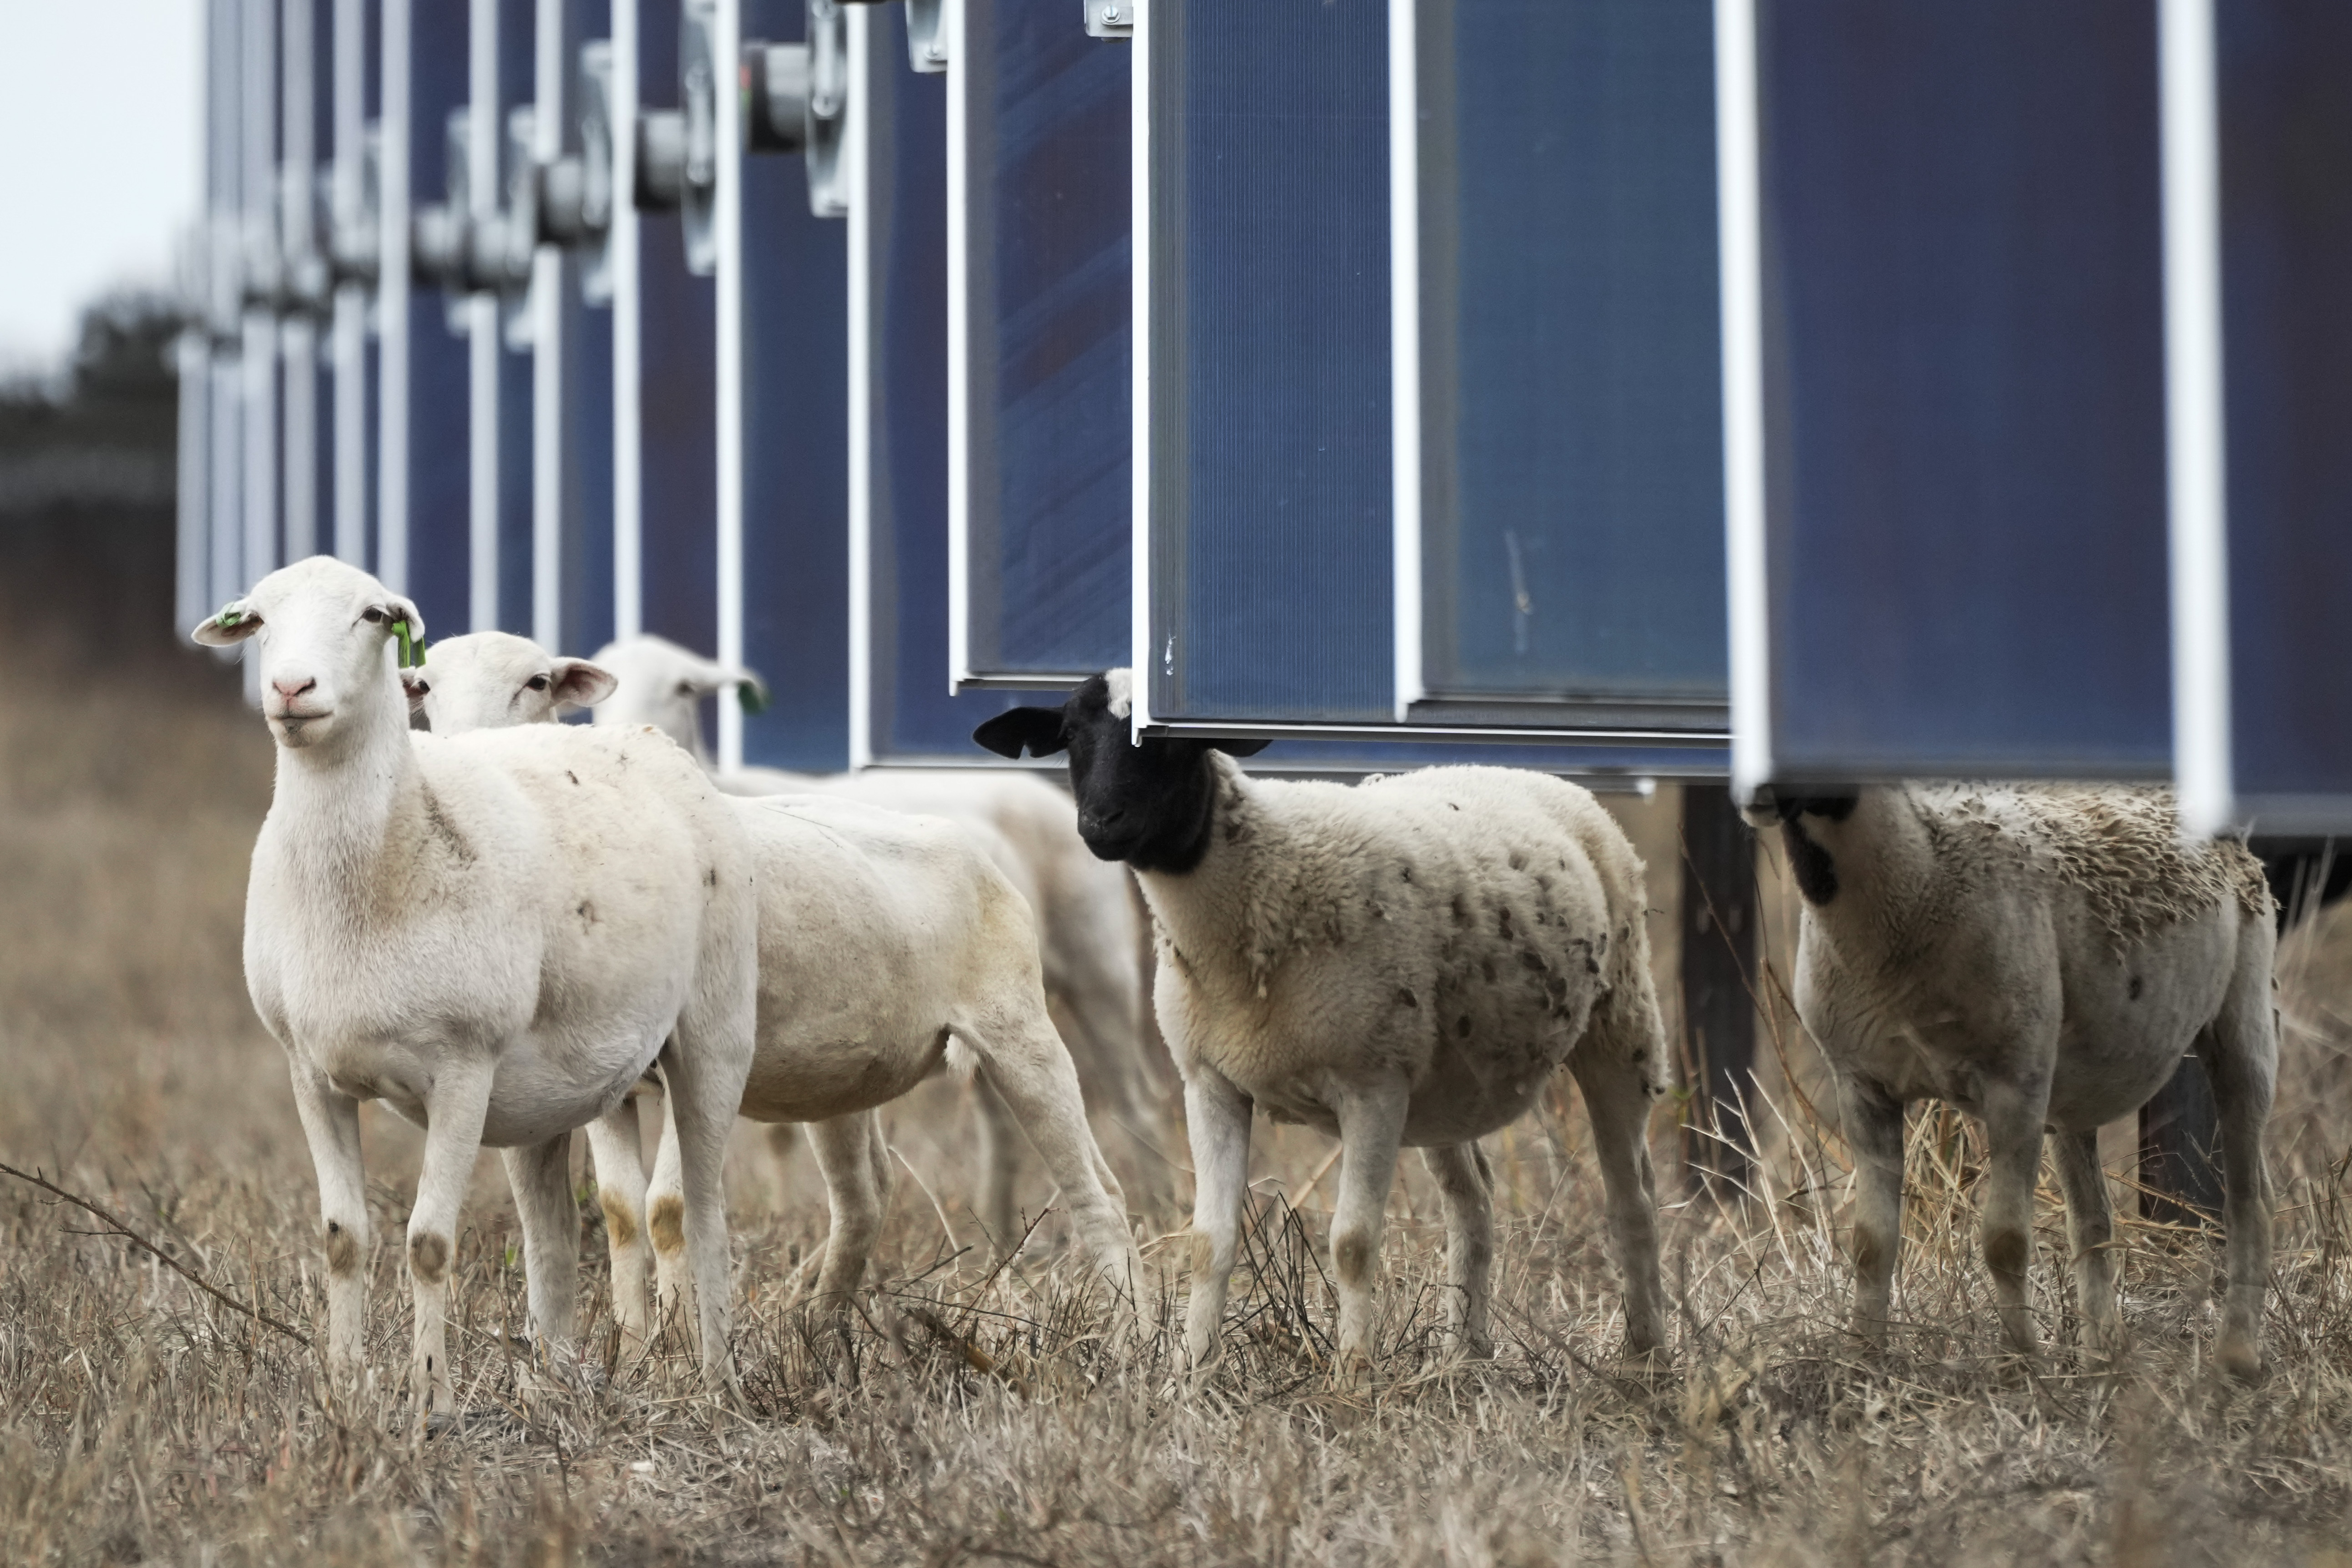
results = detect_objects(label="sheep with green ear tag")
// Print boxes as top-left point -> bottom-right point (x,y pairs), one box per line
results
193,556 -> 759,1412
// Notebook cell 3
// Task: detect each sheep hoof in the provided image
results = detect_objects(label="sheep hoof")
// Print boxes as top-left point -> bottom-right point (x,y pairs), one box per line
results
2217,1338 -> 2264,1385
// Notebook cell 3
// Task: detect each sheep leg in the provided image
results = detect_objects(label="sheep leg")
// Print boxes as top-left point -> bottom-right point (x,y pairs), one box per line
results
1978,1081 -> 2048,1358
1419,1142 -> 1496,1358
642,1083 -> 693,1351
498,1134 -> 581,1372
970,1070 -> 1024,1254
406,1059 -> 495,1417
582,1101 -> 653,1357
1840,1076 -> 1907,1351
1182,1069 -> 1253,1370
763,1123 -> 800,1216
1570,1050 -> 1667,1358
1329,1078 -> 1410,1380
959,1012 -> 1139,1299
2050,1126 -> 2119,1353
655,1032 -> 744,1397
804,1113 -> 890,1311
288,1068 -> 369,1387
2202,947 -> 2277,1381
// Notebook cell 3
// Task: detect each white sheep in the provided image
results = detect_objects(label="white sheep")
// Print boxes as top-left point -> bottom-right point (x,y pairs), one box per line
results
1754,784 -> 2276,1376
976,671 -> 1669,1373
190,557 -> 758,1408
407,632 -> 1141,1340
584,633 -> 1163,1237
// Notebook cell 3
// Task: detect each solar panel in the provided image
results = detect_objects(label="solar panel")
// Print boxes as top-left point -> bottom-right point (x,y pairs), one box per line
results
947,0 -> 1131,689
381,0 -> 474,632
1132,0 -> 1724,776
850,2 -> 1065,766
628,0 -> 720,663
731,0 -> 852,771
2170,0 -> 2352,833
1401,0 -> 1727,738
242,0 -> 283,602
548,0 -> 616,658
1726,0 -> 2174,789
329,0 -> 380,572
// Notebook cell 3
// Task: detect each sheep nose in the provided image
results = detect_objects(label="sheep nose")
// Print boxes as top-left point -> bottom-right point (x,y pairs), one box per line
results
272,677 -> 318,704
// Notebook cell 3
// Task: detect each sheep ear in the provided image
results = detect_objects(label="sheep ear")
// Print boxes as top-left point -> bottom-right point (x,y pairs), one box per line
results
192,598 -> 261,646
398,668 -> 431,713
1212,737 -> 1271,758
973,707 -> 1067,759
551,659 -> 618,712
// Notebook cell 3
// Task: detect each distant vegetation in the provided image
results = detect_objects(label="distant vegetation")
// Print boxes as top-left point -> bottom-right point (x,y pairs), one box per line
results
0,290 -> 183,666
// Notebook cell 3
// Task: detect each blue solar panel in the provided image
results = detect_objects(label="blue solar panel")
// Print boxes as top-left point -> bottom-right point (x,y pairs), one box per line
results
489,0 -> 535,633
951,0 -> 1130,687
1410,0 -> 1726,732
1140,0 -> 1393,726
2214,0 -> 2352,828
1749,0 -> 2173,781
738,0 -> 850,771
393,0 -> 473,637
857,3 -> 1063,764
636,0 -> 719,662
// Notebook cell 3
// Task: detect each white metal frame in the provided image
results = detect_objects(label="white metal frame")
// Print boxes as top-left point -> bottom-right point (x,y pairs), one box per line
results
845,0 -> 875,767
944,0 -> 972,689
1387,0 -> 1423,721
332,0 -> 371,566
1715,0 -> 1770,799
613,0 -> 644,638
379,0 -> 413,595
467,0 -> 502,632
714,0 -> 746,770
2159,0 -> 2235,835
1126,0 -> 1153,740
531,0 -> 567,649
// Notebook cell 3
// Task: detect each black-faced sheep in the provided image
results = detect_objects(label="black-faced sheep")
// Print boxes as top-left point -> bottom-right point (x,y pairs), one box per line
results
976,671 -> 1669,1373
1755,784 -> 2276,1377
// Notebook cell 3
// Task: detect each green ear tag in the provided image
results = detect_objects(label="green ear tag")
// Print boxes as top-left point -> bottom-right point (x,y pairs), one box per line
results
392,619 -> 425,670
213,602 -> 245,630
737,682 -> 769,717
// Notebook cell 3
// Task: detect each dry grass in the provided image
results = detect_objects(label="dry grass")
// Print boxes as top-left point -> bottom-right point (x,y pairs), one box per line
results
11,636 -> 2352,1566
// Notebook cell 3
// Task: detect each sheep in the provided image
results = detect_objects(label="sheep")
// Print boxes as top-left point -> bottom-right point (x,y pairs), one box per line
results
586,633 -> 1165,1236
405,631 -> 1141,1341
1751,784 -> 2276,1377
403,629 -> 618,731
975,670 -> 1669,1374
189,556 -> 758,1408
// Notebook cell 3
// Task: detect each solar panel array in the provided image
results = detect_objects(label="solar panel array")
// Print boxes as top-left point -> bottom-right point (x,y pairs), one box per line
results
179,0 -> 2352,811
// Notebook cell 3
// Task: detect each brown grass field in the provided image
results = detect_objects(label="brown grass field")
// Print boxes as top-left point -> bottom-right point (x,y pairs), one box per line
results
10,607 -> 2352,1566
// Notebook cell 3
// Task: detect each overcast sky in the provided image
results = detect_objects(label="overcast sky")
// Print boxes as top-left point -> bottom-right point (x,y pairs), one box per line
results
0,0 -> 203,372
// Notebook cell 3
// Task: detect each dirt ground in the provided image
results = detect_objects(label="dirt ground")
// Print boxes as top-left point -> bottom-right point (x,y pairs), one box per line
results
8,607 -> 2352,1566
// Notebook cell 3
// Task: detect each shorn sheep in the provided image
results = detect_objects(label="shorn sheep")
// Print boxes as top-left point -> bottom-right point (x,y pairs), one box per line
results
191,559 -> 758,1406
1754,785 -> 2276,1377
407,632 -> 1140,1338
583,633 -> 1163,1233
976,671 -> 1669,1373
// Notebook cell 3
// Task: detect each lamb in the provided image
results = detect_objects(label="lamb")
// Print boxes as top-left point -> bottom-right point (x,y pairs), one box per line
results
190,557 -> 758,1407
975,670 -> 1669,1373
1752,784 -> 2276,1377
585,633 -> 1163,1235
405,632 -> 1141,1341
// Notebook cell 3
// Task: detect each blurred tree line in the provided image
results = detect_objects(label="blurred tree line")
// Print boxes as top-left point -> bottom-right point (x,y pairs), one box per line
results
0,293 -> 185,667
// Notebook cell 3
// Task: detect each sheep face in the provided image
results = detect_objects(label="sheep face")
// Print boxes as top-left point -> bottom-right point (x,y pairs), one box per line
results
192,555 -> 421,754
971,670 -> 1266,875
587,635 -> 767,758
403,631 -> 616,736
1744,786 -> 1861,906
